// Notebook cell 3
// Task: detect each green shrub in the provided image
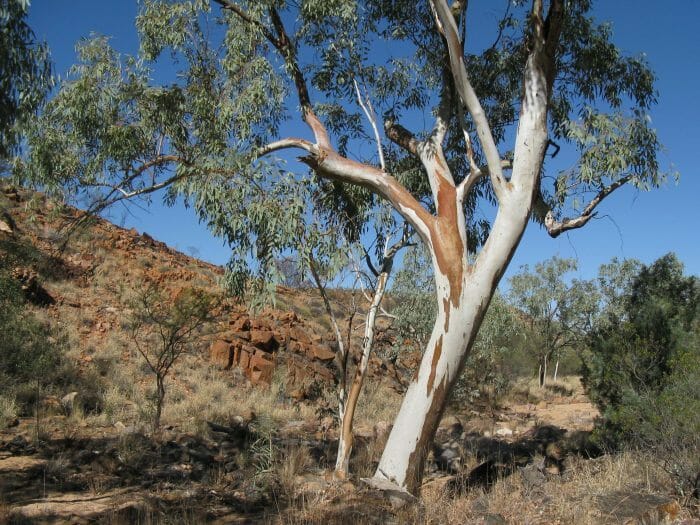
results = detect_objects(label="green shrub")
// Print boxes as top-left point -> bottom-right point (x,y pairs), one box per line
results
582,254 -> 699,497
0,270 -> 70,414
0,272 -> 62,382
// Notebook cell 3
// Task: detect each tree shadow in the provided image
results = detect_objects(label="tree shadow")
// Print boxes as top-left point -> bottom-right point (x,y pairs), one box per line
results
439,424 -> 601,495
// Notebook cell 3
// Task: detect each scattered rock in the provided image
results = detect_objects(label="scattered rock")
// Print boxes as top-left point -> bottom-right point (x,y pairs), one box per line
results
11,266 -> 54,305
361,476 -> 417,509
596,491 -> 681,524
0,218 -> 12,235
308,343 -> 335,361
250,330 -> 277,351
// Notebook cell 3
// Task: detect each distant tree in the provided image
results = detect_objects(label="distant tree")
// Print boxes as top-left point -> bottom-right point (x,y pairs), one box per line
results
594,256 -> 642,323
453,291 -> 521,407
18,0 -> 668,492
318,225 -> 412,478
128,283 -> 217,430
509,257 -> 598,387
0,0 -> 52,161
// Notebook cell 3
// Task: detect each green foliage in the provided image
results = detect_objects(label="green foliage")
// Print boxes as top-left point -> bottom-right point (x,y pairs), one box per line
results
583,254 -> 699,495
14,1 -> 668,297
390,244 -> 435,352
452,291 -> 521,407
0,0 -> 52,160
0,270 -> 62,388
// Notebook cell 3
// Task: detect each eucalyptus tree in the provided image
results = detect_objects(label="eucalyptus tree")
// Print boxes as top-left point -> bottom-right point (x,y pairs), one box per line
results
0,0 -> 52,161
315,223 -> 412,478
17,0 -> 667,493
509,256 -> 597,387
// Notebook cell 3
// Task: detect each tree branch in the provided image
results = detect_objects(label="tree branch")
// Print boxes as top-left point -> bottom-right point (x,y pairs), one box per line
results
431,0 -> 506,201
384,119 -> 420,156
544,174 -> 635,238
255,137 -> 316,158
268,7 -> 331,149
456,159 -> 512,202
212,0 -> 280,47
354,79 -> 386,171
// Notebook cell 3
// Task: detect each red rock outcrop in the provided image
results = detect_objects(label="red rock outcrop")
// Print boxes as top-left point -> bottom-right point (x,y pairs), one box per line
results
209,309 -> 338,396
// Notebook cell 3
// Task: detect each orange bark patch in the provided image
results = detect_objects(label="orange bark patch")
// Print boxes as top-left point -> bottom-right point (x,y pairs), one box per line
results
442,297 -> 451,332
427,335 -> 443,395
430,179 -> 465,308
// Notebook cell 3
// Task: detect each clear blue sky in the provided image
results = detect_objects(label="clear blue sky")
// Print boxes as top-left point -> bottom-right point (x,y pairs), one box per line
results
28,1 -> 700,281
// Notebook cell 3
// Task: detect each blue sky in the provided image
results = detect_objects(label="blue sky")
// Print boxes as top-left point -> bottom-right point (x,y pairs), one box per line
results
27,1 -> 700,281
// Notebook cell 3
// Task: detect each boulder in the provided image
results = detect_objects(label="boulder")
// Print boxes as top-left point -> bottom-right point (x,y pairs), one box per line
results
248,353 -> 275,385
308,343 -> 335,362
0,218 -> 12,235
231,330 -> 250,341
238,346 -> 253,370
288,326 -> 311,345
250,330 -> 277,351
210,340 -> 233,369
229,315 -> 250,332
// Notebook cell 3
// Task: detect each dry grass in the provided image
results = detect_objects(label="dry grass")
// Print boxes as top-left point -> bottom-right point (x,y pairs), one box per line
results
505,375 -> 583,406
355,380 -> 402,429
276,444 -> 314,499
416,450 -> 695,525
161,358 -> 317,435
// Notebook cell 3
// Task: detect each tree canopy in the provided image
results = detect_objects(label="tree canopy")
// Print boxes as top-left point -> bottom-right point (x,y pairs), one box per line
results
15,0 -> 667,286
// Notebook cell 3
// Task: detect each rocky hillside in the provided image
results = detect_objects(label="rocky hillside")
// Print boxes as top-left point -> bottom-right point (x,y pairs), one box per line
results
0,183 -> 411,402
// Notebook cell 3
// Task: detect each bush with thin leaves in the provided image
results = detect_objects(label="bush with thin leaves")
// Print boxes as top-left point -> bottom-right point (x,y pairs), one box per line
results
127,282 -> 218,430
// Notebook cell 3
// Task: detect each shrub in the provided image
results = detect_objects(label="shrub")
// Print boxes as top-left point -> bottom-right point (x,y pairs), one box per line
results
582,254 -> 699,498
127,281 -> 218,429
0,270 -> 65,411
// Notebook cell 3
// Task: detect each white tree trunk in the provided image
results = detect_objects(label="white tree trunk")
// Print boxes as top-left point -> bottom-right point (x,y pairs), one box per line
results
553,358 -> 560,383
373,42 -> 549,491
335,271 -> 389,476
541,354 -> 548,388
374,191 -> 537,493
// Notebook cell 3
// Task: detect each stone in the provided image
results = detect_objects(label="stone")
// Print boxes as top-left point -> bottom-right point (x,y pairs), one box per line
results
249,356 -> 274,384
210,340 -> 233,369
495,427 -> 513,437
238,346 -> 253,370
250,330 -> 277,351
308,343 -> 335,361
0,219 -> 12,234
596,492 -> 681,524
289,326 -> 311,345
229,316 -> 250,332
231,330 -> 250,341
